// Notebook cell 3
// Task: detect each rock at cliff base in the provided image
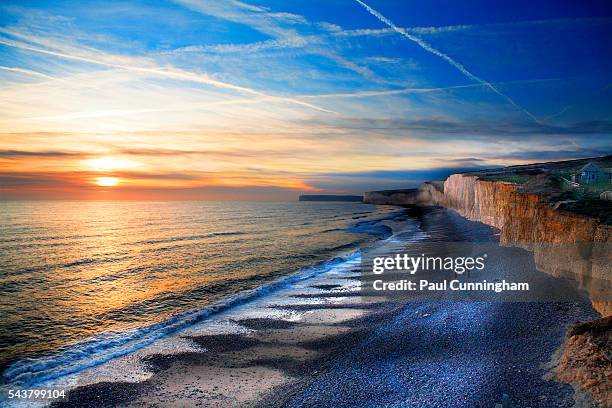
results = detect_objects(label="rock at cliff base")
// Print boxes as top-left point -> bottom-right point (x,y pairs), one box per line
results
556,316 -> 612,407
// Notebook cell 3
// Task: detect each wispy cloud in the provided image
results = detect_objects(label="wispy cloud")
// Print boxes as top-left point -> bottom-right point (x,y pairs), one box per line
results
298,116 -> 612,137
0,149 -> 82,157
170,0 -> 393,83
0,34 -> 336,114
365,56 -> 402,64
334,17 -> 612,38
172,0 -> 308,50
164,37 -> 309,55
492,148 -> 612,161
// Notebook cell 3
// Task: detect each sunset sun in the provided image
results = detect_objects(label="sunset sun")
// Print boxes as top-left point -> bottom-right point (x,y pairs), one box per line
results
95,177 -> 121,187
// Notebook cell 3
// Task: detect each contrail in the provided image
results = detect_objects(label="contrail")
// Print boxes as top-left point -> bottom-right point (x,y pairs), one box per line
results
0,65 -> 57,81
299,78 -> 560,100
353,0 -> 541,124
0,37 -> 336,115
542,105 -> 573,122
299,83 -> 481,99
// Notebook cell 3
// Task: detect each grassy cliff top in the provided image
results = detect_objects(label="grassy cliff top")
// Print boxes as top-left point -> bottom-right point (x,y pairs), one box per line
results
471,155 -> 611,181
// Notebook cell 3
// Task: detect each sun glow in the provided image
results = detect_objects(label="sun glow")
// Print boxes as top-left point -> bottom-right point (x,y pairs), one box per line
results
95,177 -> 121,187
86,157 -> 139,172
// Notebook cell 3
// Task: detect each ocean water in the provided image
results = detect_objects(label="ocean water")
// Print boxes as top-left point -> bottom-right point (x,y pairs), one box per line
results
0,201 -> 406,386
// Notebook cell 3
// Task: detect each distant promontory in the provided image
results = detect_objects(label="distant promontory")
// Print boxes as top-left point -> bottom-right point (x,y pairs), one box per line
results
299,194 -> 363,202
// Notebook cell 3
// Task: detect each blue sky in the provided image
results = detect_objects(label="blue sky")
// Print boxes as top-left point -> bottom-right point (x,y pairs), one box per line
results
0,0 -> 611,199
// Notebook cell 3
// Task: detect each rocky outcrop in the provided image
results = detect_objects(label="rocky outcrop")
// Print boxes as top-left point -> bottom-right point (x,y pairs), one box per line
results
556,317 -> 612,408
363,189 -> 420,206
416,181 -> 445,205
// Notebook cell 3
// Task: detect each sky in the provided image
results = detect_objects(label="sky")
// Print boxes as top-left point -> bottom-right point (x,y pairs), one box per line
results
0,0 -> 611,200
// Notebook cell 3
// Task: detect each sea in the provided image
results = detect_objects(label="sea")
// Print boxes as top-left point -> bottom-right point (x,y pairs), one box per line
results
0,200 -> 412,388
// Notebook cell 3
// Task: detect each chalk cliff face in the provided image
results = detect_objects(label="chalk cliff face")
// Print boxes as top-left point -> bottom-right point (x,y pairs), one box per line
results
442,174 -> 609,245
365,174 -> 611,315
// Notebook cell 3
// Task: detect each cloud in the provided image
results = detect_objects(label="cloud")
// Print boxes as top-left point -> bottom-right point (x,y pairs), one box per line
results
334,28 -> 394,38
117,148 -> 201,156
115,147 -> 319,160
165,37 -> 309,55
317,22 -> 342,33
173,0 -> 306,41
0,36 -> 251,94
117,171 -> 201,180
333,17 -> 612,38
408,25 -> 472,35
313,48 -> 376,79
298,116 -> 612,137
305,166 -> 494,192
0,171 -> 84,187
320,167 -> 492,180
0,149 -> 83,157
493,148 -> 612,161
437,157 -> 490,167
409,17 -> 612,35
170,0 -> 391,83
365,56 -> 402,64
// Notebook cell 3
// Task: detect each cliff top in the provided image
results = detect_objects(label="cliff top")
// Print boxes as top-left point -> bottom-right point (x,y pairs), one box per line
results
469,155 -> 611,183
364,156 -> 611,224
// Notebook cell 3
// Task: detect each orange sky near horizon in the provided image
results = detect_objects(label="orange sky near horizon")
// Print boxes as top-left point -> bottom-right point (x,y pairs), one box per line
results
1,120 -> 512,200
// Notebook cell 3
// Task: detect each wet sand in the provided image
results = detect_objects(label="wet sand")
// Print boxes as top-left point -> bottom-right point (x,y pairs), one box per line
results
51,290 -> 388,407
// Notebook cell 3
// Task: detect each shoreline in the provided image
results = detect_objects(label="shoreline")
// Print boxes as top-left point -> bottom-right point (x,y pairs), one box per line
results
45,206 -> 601,408
1,204 -> 407,392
